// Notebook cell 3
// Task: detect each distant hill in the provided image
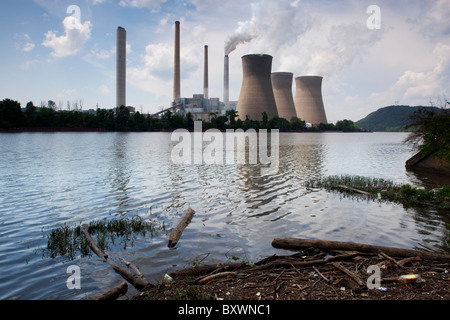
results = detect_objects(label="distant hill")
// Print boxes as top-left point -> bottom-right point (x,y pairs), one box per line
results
355,105 -> 443,132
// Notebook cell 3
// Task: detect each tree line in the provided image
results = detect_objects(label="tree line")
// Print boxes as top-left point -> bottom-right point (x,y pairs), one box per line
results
0,98 -> 362,132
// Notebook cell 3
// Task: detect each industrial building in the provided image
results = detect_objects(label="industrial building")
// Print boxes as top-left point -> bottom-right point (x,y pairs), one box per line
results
294,76 -> 328,126
271,72 -> 297,121
165,21 -> 237,120
114,20 -> 328,126
116,26 -> 126,108
236,54 -> 278,122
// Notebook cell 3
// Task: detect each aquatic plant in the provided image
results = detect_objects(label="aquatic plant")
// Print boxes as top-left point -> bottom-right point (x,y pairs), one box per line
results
307,174 -> 450,209
46,216 -> 166,259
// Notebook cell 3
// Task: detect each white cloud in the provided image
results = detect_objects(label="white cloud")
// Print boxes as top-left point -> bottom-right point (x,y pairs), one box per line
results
119,0 -> 167,8
369,42 -> 450,107
14,33 -> 36,52
42,16 -> 92,58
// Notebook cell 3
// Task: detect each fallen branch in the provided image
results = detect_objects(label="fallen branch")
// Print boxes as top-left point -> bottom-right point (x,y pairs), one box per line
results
380,252 -> 404,269
96,281 -> 128,300
254,252 -> 359,271
81,224 -> 108,261
169,262 -> 246,278
119,257 -> 143,278
111,264 -> 151,291
168,208 -> 195,248
272,238 -> 450,262
331,262 -> 364,287
195,272 -> 237,285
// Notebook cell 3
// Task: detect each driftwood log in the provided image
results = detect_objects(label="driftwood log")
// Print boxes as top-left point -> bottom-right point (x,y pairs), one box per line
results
168,208 -> 195,248
96,281 -> 128,300
81,224 -> 108,261
111,264 -> 150,291
272,238 -> 450,262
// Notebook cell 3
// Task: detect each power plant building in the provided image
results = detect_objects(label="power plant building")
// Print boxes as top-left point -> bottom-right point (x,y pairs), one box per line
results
116,26 -> 126,108
166,21 -> 236,120
294,76 -> 328,125
236,54 -> 278,121
271,72 -> 297,121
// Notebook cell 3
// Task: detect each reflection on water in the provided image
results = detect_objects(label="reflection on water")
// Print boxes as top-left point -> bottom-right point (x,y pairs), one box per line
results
0,132 -> 448,300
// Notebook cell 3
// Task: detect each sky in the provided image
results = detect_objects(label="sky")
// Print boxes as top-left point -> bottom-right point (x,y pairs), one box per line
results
1,0 -> 449,123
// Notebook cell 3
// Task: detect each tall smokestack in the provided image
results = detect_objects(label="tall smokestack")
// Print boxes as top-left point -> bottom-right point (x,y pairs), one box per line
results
223,54 -> 229,102
173,21 -> 181,101
294,76 -> 328,126
116,26 -> 126,108
271,72 -> 297,121
203,45 -> 209,99
236,54 -> 278,121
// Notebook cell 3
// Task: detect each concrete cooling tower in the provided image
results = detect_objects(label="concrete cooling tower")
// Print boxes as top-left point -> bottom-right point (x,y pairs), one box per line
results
294,76 -> 328,125
271,72 -> 297,121
116,26 -> 126,108
236,54 -> 278,122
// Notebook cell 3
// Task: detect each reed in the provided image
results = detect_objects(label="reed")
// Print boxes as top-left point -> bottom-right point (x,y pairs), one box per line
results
46,216 -> 166,259
307,174 -> 450,209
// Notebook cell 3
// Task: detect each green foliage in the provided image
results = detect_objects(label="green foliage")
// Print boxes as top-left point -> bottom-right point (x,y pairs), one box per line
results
405,107 -> 450,163
308,174 -> 450,209
355,105 -> 444,132
0,98 -> 24,128
0,97 -> 363,132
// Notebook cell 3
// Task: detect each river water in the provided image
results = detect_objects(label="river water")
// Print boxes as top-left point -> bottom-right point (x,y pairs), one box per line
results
0,132 -> 448,300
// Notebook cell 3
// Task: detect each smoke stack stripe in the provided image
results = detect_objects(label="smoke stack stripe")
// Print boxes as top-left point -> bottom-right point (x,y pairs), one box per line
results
236,54 -> 278,121
173,21 -> 181,101
271,72 -> 297,121
294,76 -> 328,126
116,26 -> 126,108
204,45 -> 208,99
224,55 -> 229,102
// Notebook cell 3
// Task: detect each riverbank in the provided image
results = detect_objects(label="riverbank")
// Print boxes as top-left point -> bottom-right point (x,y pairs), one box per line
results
132,239 -> 450,301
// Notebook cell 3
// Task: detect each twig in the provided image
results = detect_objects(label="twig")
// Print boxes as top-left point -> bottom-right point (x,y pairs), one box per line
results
331,262 -> 364,287
313,266 -> 330,282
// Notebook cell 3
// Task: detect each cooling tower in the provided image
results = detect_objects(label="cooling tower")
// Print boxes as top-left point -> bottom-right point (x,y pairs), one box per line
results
203,45 -> 209,99
236,54 -> 278,121
294,76 -> 328,125
116,26 -> 126,108
173,21 -> 181,101
271,72 -> 297,121
223,55 -> 229,102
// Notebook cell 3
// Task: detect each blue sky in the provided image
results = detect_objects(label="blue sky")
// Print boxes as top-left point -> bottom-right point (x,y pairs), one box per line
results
1,0 -> 449,122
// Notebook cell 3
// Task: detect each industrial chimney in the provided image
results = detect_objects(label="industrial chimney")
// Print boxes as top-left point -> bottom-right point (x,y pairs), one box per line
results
223,54 -> 229,103
271,72 -> 297,121
294,76 -> 328,126
203,45 -> 209,99
116,26 -> 126,108
236,54 -> 278,122
173,21 -> 181,101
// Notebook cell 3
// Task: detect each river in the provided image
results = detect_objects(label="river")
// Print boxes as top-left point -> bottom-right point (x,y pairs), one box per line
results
0,132 -> 448,300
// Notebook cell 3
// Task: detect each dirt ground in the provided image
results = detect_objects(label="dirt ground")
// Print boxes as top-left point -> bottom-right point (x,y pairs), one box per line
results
133,249 -> 450,301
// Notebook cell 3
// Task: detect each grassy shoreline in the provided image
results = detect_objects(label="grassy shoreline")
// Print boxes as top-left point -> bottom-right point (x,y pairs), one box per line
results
306,174 -> 450,209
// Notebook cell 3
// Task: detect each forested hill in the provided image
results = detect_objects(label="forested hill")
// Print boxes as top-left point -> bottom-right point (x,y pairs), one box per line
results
355,105 -> 443,132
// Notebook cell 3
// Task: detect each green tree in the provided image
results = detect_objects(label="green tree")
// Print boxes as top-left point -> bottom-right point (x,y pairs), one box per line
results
336,119 -> 358,131
25,101 -> 37,126
290,117 -> 306,130
405,106 -> 450,163
0,98 -> 24,128
116,105 -> 131,131
225,109 -> 238,126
